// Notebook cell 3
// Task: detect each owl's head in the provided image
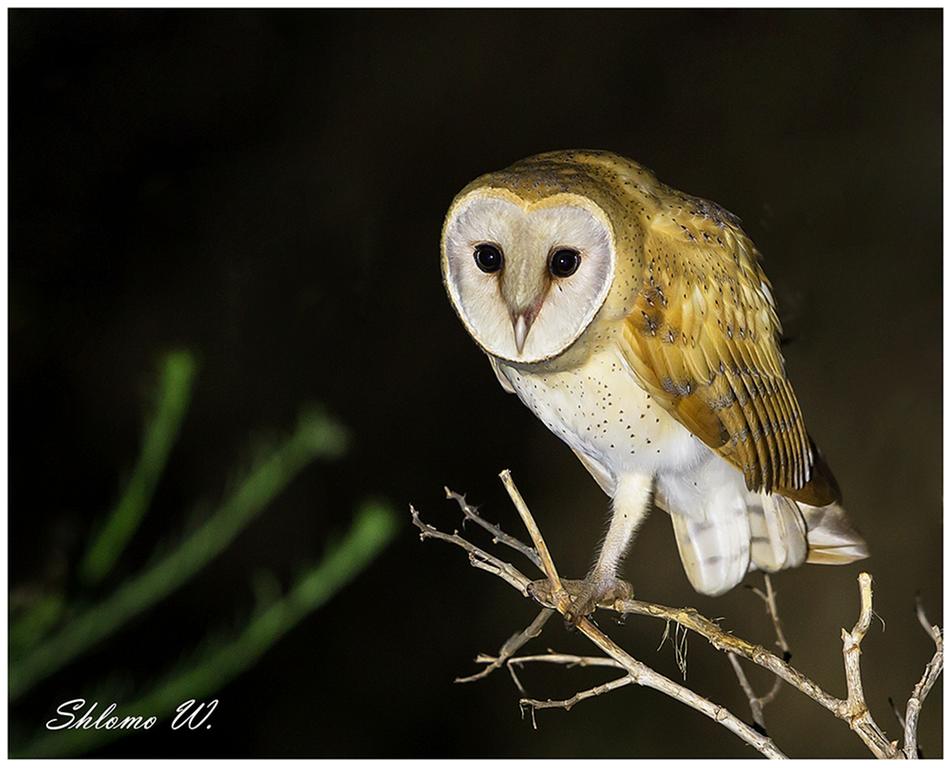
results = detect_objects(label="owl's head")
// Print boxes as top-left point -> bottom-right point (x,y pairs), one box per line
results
441,187 -> 616,364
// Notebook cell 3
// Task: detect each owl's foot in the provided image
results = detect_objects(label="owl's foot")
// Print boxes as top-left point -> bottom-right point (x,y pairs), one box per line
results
527,573 -> 632,627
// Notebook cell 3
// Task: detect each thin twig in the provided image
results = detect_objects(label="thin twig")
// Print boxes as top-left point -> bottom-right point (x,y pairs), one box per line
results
501,652 -> 625,694
752,574 -> 792,659
889,697 -> 907,733
731,574 -> 790,731
759,678 -> 783,710
444,487 -> 541,569
410,506 -> 530,595
902,599 -> 943,759
729,654 -> 768,733
915,596 -> 939,639
499,469 -> 563,593
507,653 -> 625,671
520,675 -> 635,715
455,608 -> 554,684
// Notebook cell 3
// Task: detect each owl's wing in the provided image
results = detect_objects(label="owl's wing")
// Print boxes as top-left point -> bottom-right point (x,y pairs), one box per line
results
618,196 -> 838,506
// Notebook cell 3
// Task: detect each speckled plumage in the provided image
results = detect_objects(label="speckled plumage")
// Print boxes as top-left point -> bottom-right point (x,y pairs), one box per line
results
442,150 -> 867,599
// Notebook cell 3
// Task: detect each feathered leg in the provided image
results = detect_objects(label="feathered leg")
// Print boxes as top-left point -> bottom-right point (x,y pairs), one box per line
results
530,473 -> 652,625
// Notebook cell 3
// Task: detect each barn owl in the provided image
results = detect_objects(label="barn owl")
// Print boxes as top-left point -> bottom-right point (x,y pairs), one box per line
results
441,150 -> 867,623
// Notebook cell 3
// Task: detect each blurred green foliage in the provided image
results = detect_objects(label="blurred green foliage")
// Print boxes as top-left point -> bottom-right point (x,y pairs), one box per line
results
79,350 -> 197,586
9,351 -> 397,757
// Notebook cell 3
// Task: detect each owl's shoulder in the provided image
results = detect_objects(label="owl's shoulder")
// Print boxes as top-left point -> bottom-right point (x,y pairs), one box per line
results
487,355 -> 516,394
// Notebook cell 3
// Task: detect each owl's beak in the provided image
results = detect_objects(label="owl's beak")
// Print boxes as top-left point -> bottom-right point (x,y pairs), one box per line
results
511,311 -> 535,354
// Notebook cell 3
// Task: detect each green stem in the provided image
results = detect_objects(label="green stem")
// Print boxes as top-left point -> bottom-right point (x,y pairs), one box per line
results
80,350 -> 197,586
9,410 -> 347,701
9,594 -> 66,659
14,502 -> 397,758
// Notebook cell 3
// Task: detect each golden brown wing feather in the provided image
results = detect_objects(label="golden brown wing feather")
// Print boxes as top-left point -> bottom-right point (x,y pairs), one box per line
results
619,192 -> 839,506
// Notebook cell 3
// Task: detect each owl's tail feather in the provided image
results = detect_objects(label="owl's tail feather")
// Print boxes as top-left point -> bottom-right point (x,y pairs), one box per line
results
746,494 -> 808,573
800,502 -> 869,565
669,493 -> 868,596
669,494 -> 753,597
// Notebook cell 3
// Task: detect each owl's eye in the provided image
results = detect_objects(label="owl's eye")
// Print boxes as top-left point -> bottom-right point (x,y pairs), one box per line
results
549,248 -> 581,278
473,243 -> 503,273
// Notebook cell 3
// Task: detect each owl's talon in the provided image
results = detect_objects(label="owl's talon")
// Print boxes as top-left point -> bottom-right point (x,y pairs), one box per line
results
528,576 -> 632,627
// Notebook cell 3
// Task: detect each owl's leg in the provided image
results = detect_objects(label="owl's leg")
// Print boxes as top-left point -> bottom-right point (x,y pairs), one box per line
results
593,473 -> 654,581
529,474 -> 653,625
568,473 -> 653,623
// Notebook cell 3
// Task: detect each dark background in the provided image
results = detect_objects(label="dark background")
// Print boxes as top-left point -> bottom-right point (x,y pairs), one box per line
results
10,9 -> 942,758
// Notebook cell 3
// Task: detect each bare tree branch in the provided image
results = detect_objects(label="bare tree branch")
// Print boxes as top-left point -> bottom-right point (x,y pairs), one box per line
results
418,478 -> 785,758
751,574 -> 792,659
902,599 -> 943,759
410,505 -> 530,595
455,608 -> 553,684
520,674 -> 635,718
444,486 -> 541,569
838,573 -> 897,758
507,652 -> 625,671
731,575 -> 792,732
729,653 -> 769,733
412,471 -> 942,759
490,651 -> 625,695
